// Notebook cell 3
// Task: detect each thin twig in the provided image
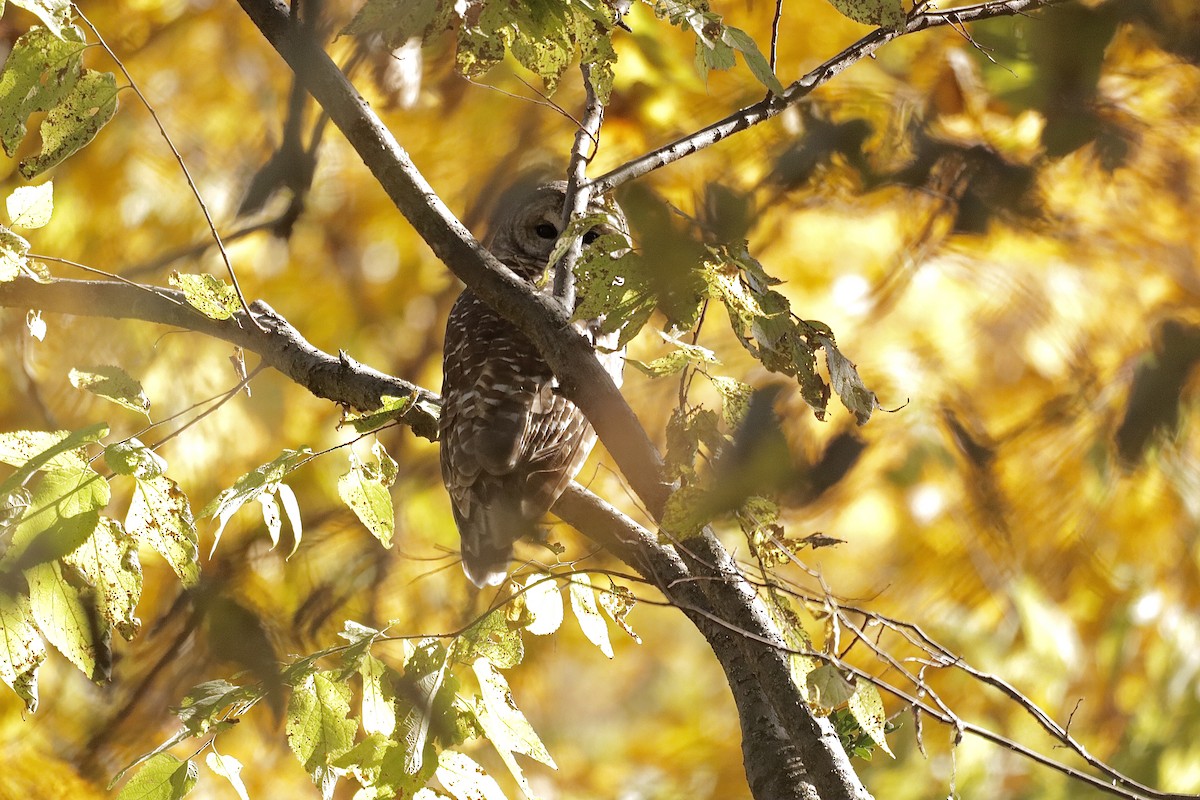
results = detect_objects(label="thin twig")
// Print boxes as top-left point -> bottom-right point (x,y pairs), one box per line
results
75,7 -> 262,330
770,0 -> 784,74
589,0 -> 1068,194
554,63 -> 606,308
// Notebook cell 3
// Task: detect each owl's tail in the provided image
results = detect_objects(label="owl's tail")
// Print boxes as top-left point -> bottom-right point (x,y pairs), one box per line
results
454,499 -> 534,588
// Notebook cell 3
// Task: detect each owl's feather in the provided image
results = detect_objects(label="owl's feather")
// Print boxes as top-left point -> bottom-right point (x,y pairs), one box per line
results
440,183 -> 627,587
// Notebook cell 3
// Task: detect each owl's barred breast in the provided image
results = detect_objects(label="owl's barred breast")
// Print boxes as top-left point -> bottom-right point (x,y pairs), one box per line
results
439,183 -> 629,587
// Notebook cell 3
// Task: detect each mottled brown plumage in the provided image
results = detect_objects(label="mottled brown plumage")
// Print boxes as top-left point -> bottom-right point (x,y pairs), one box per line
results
440,182 -> 628,587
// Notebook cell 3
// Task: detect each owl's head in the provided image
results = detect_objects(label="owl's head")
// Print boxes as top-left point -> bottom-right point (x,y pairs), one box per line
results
485,180 -> 629,282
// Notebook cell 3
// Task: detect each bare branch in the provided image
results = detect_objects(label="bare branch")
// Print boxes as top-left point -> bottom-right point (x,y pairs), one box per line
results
554,62 -> 605,309
0,275 -> 440,438
590,0 -> 1069,194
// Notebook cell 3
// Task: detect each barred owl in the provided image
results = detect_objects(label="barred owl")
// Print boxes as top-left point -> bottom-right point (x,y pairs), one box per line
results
440,182 -> 629,587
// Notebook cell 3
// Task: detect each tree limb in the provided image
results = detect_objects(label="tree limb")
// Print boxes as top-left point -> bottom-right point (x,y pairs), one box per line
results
0,275 -> 440,439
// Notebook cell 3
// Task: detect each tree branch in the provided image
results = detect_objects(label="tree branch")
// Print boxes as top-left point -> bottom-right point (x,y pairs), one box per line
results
590,0 -> 1069,194
0,275 -> 440,439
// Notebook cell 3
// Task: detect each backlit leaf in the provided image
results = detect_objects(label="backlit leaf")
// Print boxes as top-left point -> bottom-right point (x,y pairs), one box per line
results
287,671 -> 357,777
115,753 -> 197,800
568,574 -> 613,658
127,475 -> 199,587
846,682 -> 894,757
436,750 -> 508,800
0,591 -> 45,712
20,68 -> 119,178
69,366 -> 151,418
62,516 -> 142,640
523,573 -> 563,636
6,181 -> 53,228
169,272 -> 240,320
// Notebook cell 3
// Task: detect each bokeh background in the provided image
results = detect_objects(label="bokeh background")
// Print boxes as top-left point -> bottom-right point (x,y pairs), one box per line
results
0,0 -> 1197,797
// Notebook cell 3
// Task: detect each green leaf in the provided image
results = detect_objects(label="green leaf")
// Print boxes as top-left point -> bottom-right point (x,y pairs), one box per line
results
0,591 -> 45,713
116,753 -> 198,800
568,574 -> 613,658
0,224 -> 30,281
335,619 -> 387,678
472,657 -> 556,797
20,68 -> 119,178
0,26 -> 87,155
329,733 -> 429,799
175,678 -> 259,736
721,26 -> 785,95
69,365 -> 151,418
126,475 -> 199,587
846,682 -> 894,757
104,438 -> 167,479
169,271 -> 240,320
398,639 -> 452,774
457,608 -> 524,670
344,393 -> 418,434
62,516 -> 141,640
360,653 -> 397,737
706,375 -> 753,428
436,750 -> 508,800
338,447 -> 396,548
6,181 -> 53,228
25,560 -> 99,679
200,447 -> 310,554
340,0 -> 441,45
663,406 -> 723,482
2,465 -> 106,571
287,671 -> 357,778
204,752 -> 250,800
806,663 -> 857,710
0,424 -> 103,478
522,573 -> 563,637
826,0 -> 906,30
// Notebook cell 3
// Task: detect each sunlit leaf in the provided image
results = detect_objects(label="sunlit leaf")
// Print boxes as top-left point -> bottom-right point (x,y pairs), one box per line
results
25,560 -> 99,679
0,224 -> 30,281
62,516 -> 141,640
360,653 -> 397,737
10,0 -> 74,38
398,639 -> 451,774
127,475 -> 199,587
201,447 -> 311,554
806,663 -> 857,711
26,309 -> 46,340
436,750 -> 508,800
287,671 -> 357,778
523,573 -> 563,636
706,375 -> 753,427
115,753 -> 198,800
0,591 -> 45,713
472,658 -> 555,797
568,573 -> 613,658
846,682 -> 894,757
205,751 -> 250,800
169,272 -> 240,320
20,69 -> 119,178
344,393 -> 419,434
338,449 -> 395,548
0,26 -> 86,154
69,366 -> 151,418
104,438 -> 167,479
6,181 -> 53,228
0,426 -> 98,475
457,608 -> 524,670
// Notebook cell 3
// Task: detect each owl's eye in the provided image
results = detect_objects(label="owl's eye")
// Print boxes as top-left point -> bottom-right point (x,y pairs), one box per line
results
582,229 -> 600,245
534,223 -> 558,240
